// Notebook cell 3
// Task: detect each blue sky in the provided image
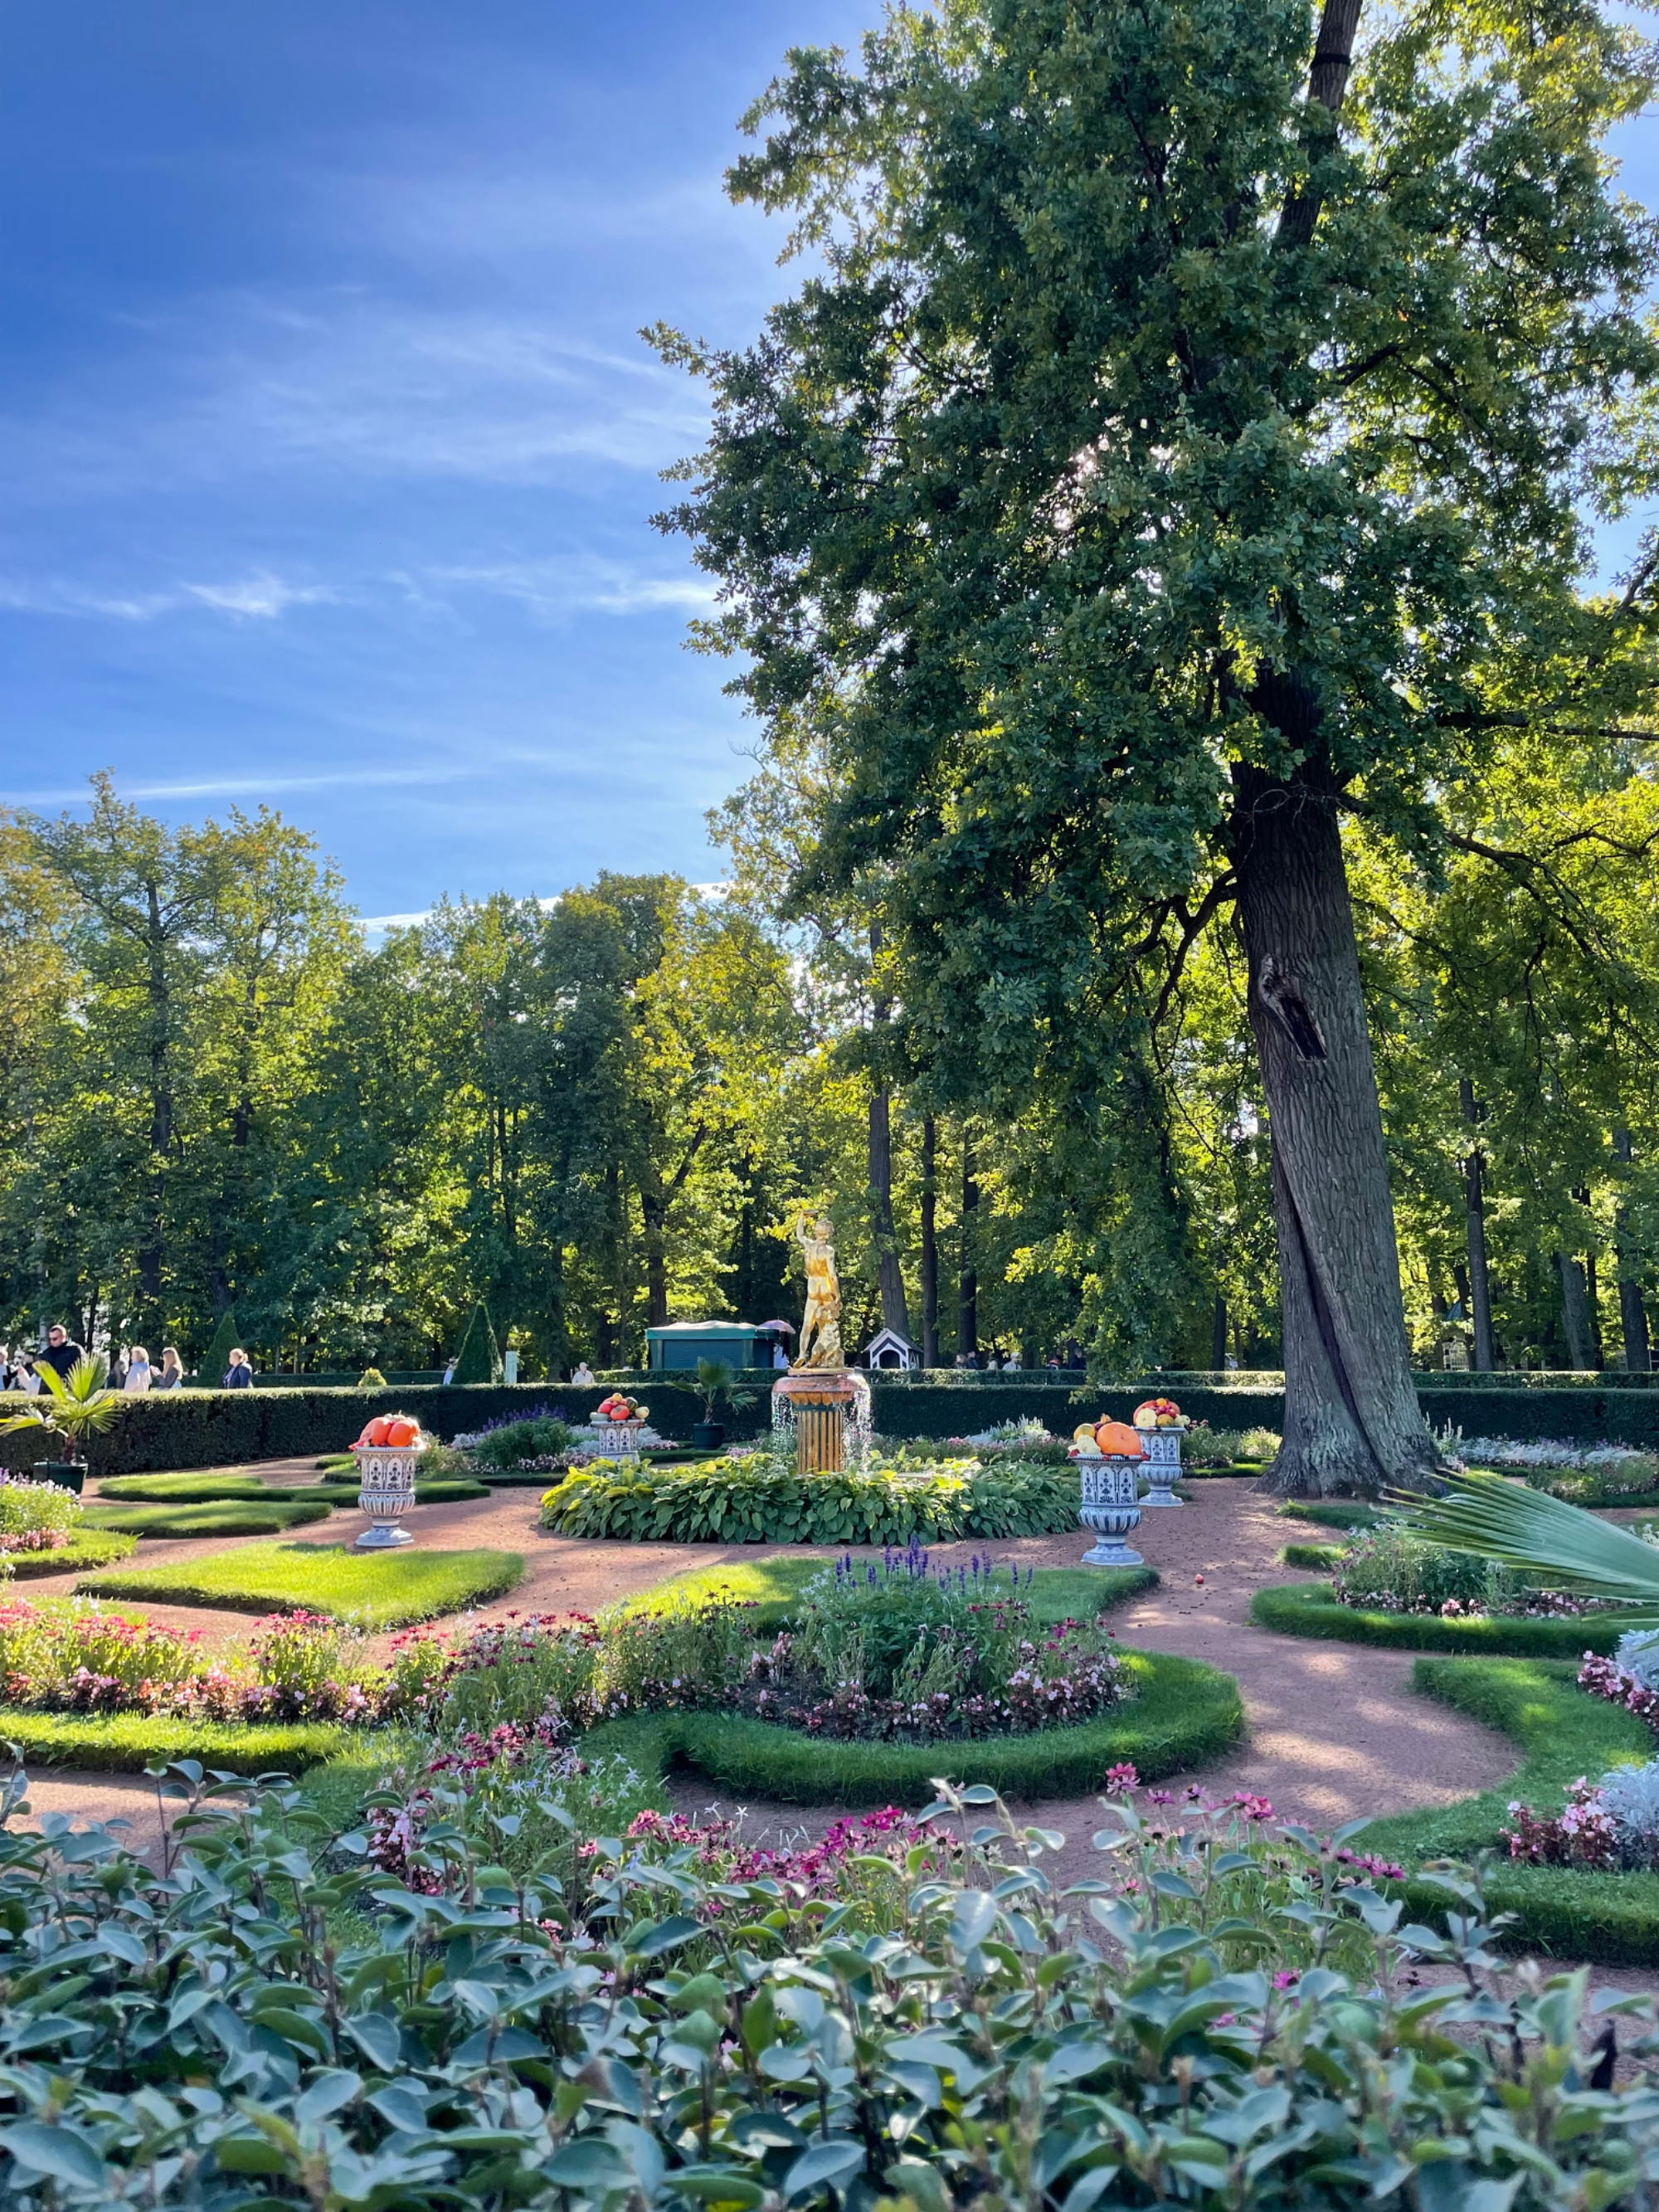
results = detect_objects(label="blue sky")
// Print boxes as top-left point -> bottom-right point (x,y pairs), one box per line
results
4,5 -> 1656,923
1,0 -> 869,919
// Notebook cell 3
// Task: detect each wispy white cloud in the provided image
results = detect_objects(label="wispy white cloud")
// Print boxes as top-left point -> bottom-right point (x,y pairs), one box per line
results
0,571 -> 335,625
429,556 -> 717,622
11,763 -> 469,808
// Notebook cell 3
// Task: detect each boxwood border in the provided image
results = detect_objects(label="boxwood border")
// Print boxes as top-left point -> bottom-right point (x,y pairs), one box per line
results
1249,1580 -> 1627,1657
579,1649 -> 1243,1806
1365,1659 -> 1659,1965
2,1530 -> 139,1579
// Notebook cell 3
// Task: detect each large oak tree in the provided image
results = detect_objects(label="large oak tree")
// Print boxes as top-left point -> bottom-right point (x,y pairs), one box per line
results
657,0 -> 1659,1491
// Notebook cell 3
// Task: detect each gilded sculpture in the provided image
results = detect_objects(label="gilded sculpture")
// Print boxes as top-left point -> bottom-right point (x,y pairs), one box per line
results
793,1211 -> 845,1369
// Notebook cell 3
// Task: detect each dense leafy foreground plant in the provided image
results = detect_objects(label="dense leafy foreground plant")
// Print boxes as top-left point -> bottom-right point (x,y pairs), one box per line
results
0,1766 -> 1656,2207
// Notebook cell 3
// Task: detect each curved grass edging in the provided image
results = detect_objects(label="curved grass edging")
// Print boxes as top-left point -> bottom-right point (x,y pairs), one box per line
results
0,1709 -> 351,1775
1,1530 -> 139,1580
75,1541 -> 525,1628
1250,1580 -> 1626,1658
84,1498 -> 335,1540
581,1649 -> 1242,1807
1364,1659 -> 1659,1965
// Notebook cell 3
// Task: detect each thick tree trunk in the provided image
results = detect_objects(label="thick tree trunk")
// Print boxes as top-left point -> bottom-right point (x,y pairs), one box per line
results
641,1191 -> 669,1331
920,1113 -> 940,1367
1210,1289 -> 1228,1371
1231,741 -> 1436,1494
1614,1128 -> 1652,1373
868,1086 -> 912,1338
958,1140 -> 979,1362
1558,1250 -> 1596,1371
1459,1079 -> 1496,1371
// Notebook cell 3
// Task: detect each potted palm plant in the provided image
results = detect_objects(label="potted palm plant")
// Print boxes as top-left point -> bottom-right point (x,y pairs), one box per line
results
692,1357 -> 756,1453
0,1356 -> 121,1493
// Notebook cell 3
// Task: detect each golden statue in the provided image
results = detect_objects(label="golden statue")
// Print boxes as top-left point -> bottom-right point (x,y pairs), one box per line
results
794,1211 -> 844,1369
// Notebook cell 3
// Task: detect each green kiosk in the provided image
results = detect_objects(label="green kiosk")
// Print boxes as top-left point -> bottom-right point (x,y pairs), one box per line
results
645,1320 -> 773,1372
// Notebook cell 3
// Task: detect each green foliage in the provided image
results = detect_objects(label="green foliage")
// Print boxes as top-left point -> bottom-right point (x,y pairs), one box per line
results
450,1301 -> 500,1386
1280,1542 -> 1348,1571
1249,1581 -> 1626,1659
1402,1471 -> 1659,1615
693,1356 -> 756,1419
198,1308 -> 241,1384
2,1759 -> 1652,2205
356,1365 -> 387,1387
539,1454 -> 1082,1544
465,1414 -> 575,1469
78,1541 -> 524,1626
1334,1522 -> 1513,1613
1276,1499 -> 1381,1532
82,1498 -> 334,1539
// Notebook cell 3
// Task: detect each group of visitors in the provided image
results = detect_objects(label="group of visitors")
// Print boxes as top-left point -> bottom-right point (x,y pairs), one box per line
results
0,1328 -> 255,1393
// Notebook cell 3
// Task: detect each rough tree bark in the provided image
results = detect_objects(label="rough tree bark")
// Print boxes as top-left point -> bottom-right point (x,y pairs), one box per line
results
958,1138 -> 979,1362
1615,1128 -> 1653,1372
868,1086 -> 912,1338
920,1113 -> 940,1367
1460,1079 -> 1496,1371
1558,1250 -> 1597,1372
1210,1290 -> 1228,1372
1232,741 -> 1438,1494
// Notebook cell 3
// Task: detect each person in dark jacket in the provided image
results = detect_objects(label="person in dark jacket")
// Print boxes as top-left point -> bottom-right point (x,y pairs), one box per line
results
224,1348 -> 254,1388
37,1325 -> 85,1381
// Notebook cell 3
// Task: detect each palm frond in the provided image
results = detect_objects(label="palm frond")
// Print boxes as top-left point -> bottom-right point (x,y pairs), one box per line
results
1394,1472 -> 1659,1613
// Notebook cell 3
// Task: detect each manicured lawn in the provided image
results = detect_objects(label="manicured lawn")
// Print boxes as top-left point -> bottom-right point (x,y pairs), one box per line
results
83,1498 -> 334,1539
76,1541 -> 524,1627
0,1710 -> 351,1775
610,1555 -> 1155,1635
98,1472 -> 270,1503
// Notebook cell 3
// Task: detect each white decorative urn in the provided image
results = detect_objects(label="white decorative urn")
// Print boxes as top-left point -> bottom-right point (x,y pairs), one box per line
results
352,1441 -> 426,1548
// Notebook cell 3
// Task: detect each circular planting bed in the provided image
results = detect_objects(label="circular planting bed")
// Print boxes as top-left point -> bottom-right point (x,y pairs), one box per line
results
1251,1581 -> 1627,1657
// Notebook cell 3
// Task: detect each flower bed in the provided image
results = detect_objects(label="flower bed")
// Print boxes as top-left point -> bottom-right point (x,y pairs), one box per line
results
1248,1581 -> 1627,1656
538,1453 -> 1080,1543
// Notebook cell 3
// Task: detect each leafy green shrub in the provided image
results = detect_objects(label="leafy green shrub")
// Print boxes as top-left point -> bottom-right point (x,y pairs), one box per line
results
465,1414 -> 575,1470
17,1761 -> 1652,2208
78,1540 -> 525,1626
357,1366 -> 387,1388
450,1300 -> 501,1385
0,1474 -> 82,1553
82,1497 -> 334,1538
1275,1498 -> 1381,1531
539,1454 -> 1080,1543
1334,1520 -> 1508,1613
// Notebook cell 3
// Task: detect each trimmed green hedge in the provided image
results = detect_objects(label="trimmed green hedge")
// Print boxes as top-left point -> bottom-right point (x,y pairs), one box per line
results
1250,1579 -> 1626,1656
581,1648 -> 1242,1805
0,1709 -> 351,1774
0,1530 -> 138,1578
14,1372 -> 1659,1478
1275,1500 -> 1382,1532
1365,1659 -> 1659,1965
98,1472 -> 268,1502
1280,1542 -> 1348,1570
539,1458 -> 1082,1544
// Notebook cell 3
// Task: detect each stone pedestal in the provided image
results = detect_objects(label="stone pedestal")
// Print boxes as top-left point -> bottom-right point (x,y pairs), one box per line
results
772,1369 -> 861,1474
1141,1427 -> 1183,1506
353,1444 -> 424,1548
594,1419 -> 646,1459
1077,1452 -> 1143,1566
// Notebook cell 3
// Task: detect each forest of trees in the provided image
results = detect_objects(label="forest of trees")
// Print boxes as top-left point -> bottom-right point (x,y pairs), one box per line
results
0,757 -> 1653,1382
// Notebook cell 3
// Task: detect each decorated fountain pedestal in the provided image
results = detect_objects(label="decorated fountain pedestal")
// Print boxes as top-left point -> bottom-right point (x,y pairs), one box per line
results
773,1367 -> 864,1473
352,1440 -> 426,1549
1074,1449 -> 1144,1566
593,1393 -> 649,1459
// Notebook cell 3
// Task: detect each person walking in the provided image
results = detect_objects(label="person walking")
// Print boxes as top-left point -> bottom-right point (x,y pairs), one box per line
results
36,1325 -> 85,1382
154,1347 -> 183,1390
123,1346 -> 153,1394
224,1347 -> 254,1389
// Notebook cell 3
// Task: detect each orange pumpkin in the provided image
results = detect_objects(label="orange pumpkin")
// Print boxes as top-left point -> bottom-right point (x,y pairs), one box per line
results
384,1416 -> 421,1447
1094,1420 -> 1146,1459
360,1415 -> 394,1447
